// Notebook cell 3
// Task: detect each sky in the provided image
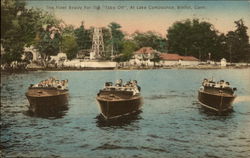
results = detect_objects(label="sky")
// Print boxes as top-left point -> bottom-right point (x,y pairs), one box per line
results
26,0 -> 250,36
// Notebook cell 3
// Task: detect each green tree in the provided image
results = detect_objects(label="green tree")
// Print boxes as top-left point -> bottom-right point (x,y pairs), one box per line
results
36,25 -> 62,65
116,40 -> 138,61
150,53 -> 161,66
62,29 -> 78,60
167,19 -> 223,61
132,31 -> 167,52
33,11 -> 63,66
226,19 -> 250,62
74,22 -> 92,51
1,0 -> 43,63
108,22 -> 125,55
102,27 -> 112,58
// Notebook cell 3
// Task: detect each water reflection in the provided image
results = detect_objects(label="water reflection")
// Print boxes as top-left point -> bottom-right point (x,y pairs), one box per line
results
24,104 -> 69,119
96,110 -> 142,128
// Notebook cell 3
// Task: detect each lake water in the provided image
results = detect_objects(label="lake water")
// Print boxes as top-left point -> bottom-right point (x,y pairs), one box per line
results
1,69 -> 250,158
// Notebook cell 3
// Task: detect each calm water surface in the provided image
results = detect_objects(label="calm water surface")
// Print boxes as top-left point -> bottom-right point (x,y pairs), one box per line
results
1,69 -> 250,158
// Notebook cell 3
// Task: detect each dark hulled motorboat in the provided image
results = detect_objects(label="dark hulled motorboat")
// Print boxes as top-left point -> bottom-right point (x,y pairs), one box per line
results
26,78 -> 69,114
96,80 -> 143,119
198,78 -> 237,113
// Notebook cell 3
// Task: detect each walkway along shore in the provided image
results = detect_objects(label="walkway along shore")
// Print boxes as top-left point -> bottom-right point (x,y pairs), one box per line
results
1,63 -> 250,72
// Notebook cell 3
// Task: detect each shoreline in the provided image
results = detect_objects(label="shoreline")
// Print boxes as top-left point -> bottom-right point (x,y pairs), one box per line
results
1,65 -> 250,73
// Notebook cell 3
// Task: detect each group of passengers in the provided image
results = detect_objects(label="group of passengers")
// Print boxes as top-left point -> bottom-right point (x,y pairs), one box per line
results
104,79 -> 141,94
32,77 -> 68,90
202,78 -> 230,88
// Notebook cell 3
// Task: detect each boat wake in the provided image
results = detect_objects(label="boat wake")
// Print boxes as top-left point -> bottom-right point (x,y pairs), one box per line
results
95,110 -> 142,127
145,94 -> 189,100
234,96 -> 250,103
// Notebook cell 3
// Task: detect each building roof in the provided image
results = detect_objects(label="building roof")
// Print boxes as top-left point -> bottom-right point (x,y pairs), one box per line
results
160,53 -> 181,61
160,53 -> 199,61
180,56 -> 199,61
134,47 -> 158,54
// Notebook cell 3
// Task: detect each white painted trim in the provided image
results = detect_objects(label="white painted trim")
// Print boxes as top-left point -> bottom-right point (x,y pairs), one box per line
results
100,109 -> 141,120
198,101 -> 219,112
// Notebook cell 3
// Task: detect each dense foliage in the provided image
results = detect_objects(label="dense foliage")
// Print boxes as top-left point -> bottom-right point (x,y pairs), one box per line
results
167,19 -> 222,61
166,19 -> 249,62
225,20 -> 250,62
1,0 -> 249,64
74,22 -> 92,51
1,0 -> 41,63
132,31 -> 167,52
115,40 -> 138,62
62,26 -> 78,60
108,22 -> 125,55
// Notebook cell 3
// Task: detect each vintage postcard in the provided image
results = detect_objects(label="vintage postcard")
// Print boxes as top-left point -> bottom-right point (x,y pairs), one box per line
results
1,0 -> 250,157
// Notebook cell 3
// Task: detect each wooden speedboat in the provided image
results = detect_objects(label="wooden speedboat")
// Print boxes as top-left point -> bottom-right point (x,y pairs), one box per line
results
96,80 -> 143,119
198,78 -> 237,113
25,78 -> 69,114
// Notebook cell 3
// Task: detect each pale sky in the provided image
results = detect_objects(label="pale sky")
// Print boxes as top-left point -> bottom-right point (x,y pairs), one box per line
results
26,0 -> 250,36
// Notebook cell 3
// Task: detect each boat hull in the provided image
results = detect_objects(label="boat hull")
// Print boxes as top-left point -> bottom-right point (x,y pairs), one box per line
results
96,96 -> 142,119
26,88 -> 68,114
198,90 -> 236,112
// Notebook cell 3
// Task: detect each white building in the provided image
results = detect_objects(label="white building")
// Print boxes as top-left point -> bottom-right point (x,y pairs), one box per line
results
129,47 -> 160,66
179,56 -> 199,66
159,53 -> 181,66
22,46 -> 41,61
50,52 -> 67,66
159,53 -> 199,66
220,58 -> 227,67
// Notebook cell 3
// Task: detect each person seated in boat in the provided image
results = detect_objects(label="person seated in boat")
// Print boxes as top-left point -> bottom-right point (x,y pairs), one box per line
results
132,80 -> 141,92
31,83 -> 38,88
221,81 -> 230,88
50,77 -> 55,81
214,81 -> 220,88
124,81 -> 133,87
48,79 -> 54,87
65,80 -> 69,89
39,80 -> 45,87
137,85 -> 141,92
203,78 -> 208,82
45,80 -> 50,87
115,79 -> 123,87
37,82 -> 42,87
61,80 -> 68,90
54,80 -> 60,89
105,82 -> 113,87
202,78 -> 209,87
129,81 -> 134,87
132,86 -> 140,95
51,79 -> 56,88
218,80 -> 225,88
209,81 -> 216,87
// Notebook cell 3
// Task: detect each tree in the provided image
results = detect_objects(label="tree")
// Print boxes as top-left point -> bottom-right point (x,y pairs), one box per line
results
167,19 -> 223,61
101,27 -> 112,58
116,40 -> 138,61
74,22 -> 92,51
150,53 -> 161,66
1,0 -> 42,63
36,25 -> 62,66
108,22 -> 125,55
1,0 -> 63,64
32,11 -> 63,66
62,29 -> 78,60
226,19 -> 250,62
132,31 -> 167,52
